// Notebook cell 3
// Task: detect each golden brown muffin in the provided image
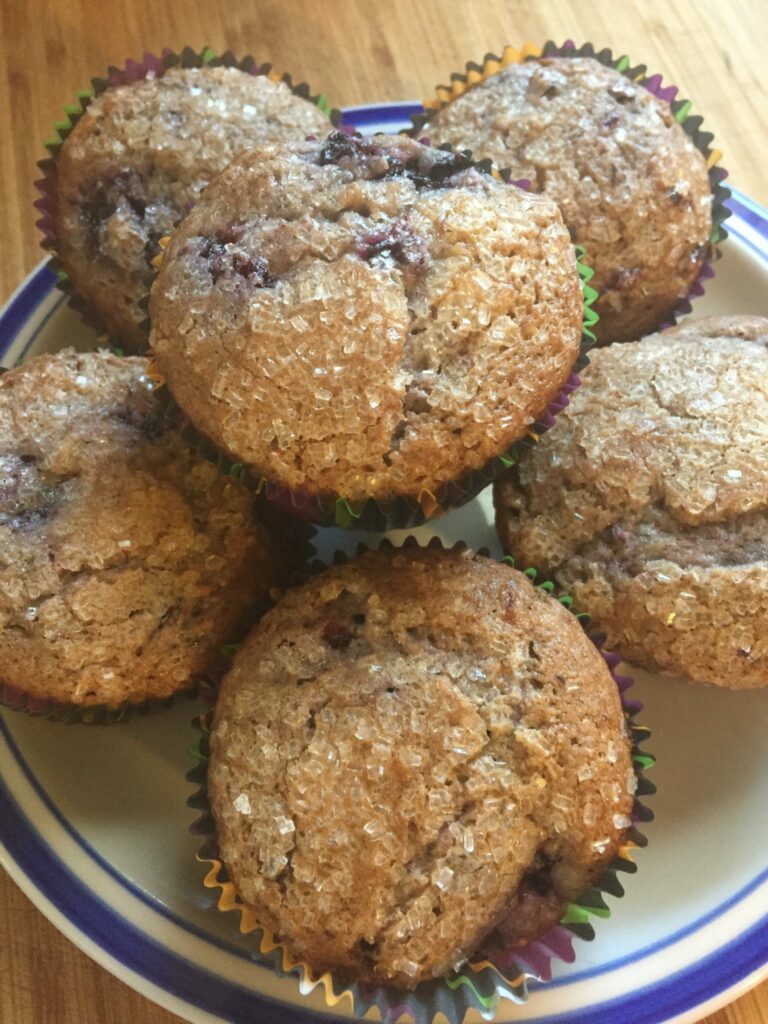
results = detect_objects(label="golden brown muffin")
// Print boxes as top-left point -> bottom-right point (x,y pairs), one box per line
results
0,349 -> 284,707
151,132 -> 583,511
495,315 -> 768,689
208,544 -> 635,987
52,66 -> 331,350
426,57 -> 713,344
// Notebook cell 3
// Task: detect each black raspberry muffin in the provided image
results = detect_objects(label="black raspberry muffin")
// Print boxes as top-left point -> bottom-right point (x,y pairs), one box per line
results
423,52 -> 716,344
0,348 -> 286,711
207,544 -> 637,987
150,131 -> 585,528
45,57 -> 333,351
495,315 -> 768,689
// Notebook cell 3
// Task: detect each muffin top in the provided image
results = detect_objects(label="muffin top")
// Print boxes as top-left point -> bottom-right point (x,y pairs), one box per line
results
151,132 -> 582,503
54,66 -> 331,349
208,545 -> 634,987
426,56 -> 713,343
0,349 -> 282,707
495,315 -> 768,687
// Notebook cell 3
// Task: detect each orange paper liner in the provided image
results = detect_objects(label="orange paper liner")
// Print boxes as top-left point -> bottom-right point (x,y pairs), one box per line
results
186,539 -> 655,1022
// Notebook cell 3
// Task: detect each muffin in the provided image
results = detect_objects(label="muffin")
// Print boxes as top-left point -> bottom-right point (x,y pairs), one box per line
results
49,63 -> 332,350
0,348 -> 285,709
495,315 -> 768,689
425,55 -> 713,344
208,544 -> 636,987
150,131 -> 584,526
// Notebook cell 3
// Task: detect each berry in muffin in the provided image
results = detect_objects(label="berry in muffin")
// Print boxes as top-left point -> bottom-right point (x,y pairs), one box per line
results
151,132 -> 583,519
51,65 -> 332,349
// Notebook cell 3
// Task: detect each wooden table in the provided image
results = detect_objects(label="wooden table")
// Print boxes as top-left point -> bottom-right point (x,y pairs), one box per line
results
1,1 -> 766,1021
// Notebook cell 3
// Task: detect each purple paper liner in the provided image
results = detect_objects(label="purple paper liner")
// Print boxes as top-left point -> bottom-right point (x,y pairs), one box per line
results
185,538 -> 655,1023
412,39 -> 731,344
33,45 -> 340,351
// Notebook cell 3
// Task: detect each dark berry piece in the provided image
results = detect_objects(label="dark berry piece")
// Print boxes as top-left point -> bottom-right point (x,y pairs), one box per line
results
426,147 -> 474,183
80,169 -> 148,246
317,131 -> 366,166
358,217 -> 429,273
231,253 -> 275,285
0,455 -> 59,530
199,225 -> 275,287
322,618 -> 354,650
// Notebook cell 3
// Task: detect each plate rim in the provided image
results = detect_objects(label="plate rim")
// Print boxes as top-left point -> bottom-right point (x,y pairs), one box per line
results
1,99 -> 768,1024
3,766 -> 768,1024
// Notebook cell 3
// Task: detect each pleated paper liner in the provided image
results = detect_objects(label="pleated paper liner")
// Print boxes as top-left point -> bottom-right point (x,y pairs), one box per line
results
0,677 -> 209,726
186,539 -> 655,1023
412,39 -> 730,339
148,244 -> 598,533
33,45 -> 341,352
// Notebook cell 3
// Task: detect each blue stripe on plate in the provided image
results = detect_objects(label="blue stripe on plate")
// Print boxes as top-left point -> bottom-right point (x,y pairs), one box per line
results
725,190 -> 768,261
0,716 -> 257,965
340,103 -> 424,128
532,911 -> 768,1024
0,263 -> 58,361
729,187 -> 768,234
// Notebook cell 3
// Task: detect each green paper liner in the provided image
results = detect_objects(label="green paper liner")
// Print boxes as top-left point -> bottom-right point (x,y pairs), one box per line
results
152,245 -> 598,533
186,537 -> 655,1022
411,39 -> 730,341
34,46 -> 341,352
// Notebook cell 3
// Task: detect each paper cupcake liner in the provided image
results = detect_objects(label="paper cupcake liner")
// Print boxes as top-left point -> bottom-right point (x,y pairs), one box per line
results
186,538 -> 655,1023
33,46 -> 340,351
412,39 -> 730,338
150,245 -> 597,533
0,676 -> 208,725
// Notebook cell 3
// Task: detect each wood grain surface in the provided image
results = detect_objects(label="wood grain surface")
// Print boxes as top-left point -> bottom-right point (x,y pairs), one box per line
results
0,0 -> 766,1022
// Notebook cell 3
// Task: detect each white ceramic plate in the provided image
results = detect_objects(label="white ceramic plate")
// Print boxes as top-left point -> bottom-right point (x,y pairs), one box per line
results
1,103 -> 767,1024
